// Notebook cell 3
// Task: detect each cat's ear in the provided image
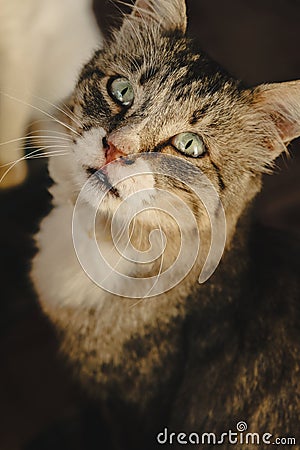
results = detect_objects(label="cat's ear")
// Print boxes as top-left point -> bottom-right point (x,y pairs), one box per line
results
253,80 -> 300,156
127,0 -> 187,34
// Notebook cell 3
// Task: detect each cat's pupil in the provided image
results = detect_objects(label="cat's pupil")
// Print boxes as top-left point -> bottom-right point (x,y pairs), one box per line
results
185,139 -> 193,149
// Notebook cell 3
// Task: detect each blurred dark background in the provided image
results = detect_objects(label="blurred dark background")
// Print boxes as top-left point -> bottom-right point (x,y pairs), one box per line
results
0,1 -> 299,449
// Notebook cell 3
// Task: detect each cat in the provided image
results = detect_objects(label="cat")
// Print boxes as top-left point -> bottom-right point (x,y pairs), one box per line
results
0,0 -> 101,188
31,0 -> 300,448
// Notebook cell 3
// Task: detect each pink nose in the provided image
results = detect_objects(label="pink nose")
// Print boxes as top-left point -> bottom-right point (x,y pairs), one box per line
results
105,141 -> 126,165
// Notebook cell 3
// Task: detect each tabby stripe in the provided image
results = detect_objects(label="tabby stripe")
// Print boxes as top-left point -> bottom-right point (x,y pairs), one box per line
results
211,161 -> 226,191
82,88 -> 111,119
190,105 -> 210,125
78,67 -> 105,85
140,67 -> 159,85
130,57 -> 144,72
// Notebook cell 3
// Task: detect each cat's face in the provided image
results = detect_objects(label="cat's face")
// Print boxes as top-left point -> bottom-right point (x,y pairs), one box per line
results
66,0 -> 300,242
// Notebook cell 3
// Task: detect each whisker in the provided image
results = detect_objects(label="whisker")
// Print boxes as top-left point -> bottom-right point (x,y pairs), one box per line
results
108,0 -> 143,72
0,150 -> 52,183
27,128 -> 72,136
0,92 -> 81,137
30,93 -> 83,128
0,135 -> 71,148
0,145 -> 70,168
111,0 -> 147,69
28,152 -> 69,160
61,101 -> 84,127
29,118 -> 65,129
26,127 -> 73,141
34,116 -> 81,136
24,145 -> 70,152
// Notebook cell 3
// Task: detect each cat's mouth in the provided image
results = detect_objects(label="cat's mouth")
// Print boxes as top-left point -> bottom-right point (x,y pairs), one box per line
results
86,166 -> 119,198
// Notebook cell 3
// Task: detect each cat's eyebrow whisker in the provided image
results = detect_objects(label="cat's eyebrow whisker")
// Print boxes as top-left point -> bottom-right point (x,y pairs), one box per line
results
115,0 -> 157,22
111,0 -> 148,69
125,53 -> 141,73
113,0 -> 158,73
115,0 -> 159,56
0,92 -> 81,137
128,21 -> 147,71
109,0 -> 127,20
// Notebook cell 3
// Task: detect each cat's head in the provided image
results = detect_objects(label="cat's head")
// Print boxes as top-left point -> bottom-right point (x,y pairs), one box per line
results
65,0 -> 300,249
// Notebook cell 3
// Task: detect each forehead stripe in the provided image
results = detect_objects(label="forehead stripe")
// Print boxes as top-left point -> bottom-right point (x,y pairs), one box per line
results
139,67 -> 159,85
190,105 -> 210,125
78,66 -> 105,85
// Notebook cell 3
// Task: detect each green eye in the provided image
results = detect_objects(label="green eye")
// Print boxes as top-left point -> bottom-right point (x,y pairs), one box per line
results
172,132 -> 206,158
108,77 -> 134,107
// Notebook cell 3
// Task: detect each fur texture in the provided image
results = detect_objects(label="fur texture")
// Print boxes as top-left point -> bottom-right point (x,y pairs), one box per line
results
31,1 -> 300,448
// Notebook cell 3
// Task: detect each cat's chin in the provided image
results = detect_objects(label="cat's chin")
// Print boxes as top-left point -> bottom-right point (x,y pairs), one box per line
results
81,185 -> 121,216
85,166 -> 120,199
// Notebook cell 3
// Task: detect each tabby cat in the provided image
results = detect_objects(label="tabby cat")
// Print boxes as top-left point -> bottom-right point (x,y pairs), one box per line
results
31,0 -> 300,448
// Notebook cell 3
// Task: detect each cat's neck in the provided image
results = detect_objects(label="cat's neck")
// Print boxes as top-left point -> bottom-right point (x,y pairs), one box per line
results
37,156 -> 255,406
48,202 -> 254,407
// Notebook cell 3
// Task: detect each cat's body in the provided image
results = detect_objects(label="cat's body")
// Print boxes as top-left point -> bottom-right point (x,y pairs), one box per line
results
0,0 -> 101,187
33,201 -> 300,449
31,1 -> 300,448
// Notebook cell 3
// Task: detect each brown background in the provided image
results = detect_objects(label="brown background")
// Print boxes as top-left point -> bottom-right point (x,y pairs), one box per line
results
0,1 -> 299,449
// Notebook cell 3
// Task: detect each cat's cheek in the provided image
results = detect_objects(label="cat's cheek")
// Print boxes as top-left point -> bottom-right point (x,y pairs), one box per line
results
73,127 -> 107,168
